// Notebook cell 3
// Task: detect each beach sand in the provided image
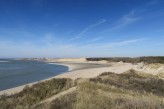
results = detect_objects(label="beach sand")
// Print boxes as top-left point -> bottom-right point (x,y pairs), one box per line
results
0,62 -> 110,95
0,61 -> 163,96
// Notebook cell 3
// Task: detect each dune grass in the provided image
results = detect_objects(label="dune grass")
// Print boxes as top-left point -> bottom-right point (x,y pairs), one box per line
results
0,78 -> 74,109
73,82 -> 164,109
36,70 -> 164,109
90,69 -> 164,96
1,70 -> 164,109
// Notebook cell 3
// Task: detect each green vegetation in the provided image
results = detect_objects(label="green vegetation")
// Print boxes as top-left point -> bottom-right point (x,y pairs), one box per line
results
0,78 -> 74,109
86,56 -> 164,63
1,70 -> 164,109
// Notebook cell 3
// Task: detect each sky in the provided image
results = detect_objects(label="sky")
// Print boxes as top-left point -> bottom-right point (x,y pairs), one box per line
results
0,0 -> 164,58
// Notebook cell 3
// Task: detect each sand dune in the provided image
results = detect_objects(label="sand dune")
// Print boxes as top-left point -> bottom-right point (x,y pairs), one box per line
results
0,61 -> 163,96
47,58 -> 87,62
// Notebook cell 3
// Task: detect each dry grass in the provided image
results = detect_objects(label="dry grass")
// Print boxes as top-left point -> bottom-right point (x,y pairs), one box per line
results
0,78 -> 74,109
38,70 -> 164,109
158,72 -> 164,79
1,70 -> 164,109
74,82 -> 164,109
34,92 -> 76,109
90,69 -> 164,96
148,63 -> 164,69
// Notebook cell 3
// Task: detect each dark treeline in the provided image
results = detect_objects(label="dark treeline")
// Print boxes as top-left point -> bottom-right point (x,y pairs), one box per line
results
86,56 -> 164,63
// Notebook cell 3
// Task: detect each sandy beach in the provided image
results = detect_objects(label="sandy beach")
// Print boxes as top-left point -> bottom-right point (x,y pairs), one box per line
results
0,61 -> 110,95
0,60 -> 164,96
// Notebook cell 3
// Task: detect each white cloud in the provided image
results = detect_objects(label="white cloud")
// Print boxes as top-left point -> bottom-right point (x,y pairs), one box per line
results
105,0 -> 160,32
69,19 -> 106,41
90,37 -> 103,42
146,0 -> 159,7
99,38 -> 145,48
107,11 -> 139,31
80,38 -> 146,49
69,35 -> 81,41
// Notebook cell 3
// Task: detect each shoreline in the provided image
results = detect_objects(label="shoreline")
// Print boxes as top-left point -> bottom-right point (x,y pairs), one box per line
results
0,62 -> 74,96
1,61 -> 163,96
0,62 -> 110,96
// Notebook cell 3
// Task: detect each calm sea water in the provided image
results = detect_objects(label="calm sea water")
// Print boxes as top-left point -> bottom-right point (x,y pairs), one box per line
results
0,59 -> 68,91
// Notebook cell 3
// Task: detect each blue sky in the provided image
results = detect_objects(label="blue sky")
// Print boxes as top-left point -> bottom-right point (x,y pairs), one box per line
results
0,0 -> 164,58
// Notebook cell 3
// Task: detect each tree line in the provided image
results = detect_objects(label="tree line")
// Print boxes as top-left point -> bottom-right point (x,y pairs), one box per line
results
86,56 -> 164,63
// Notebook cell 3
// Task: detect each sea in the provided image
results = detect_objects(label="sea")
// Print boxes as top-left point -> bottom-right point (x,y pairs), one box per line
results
0,59 -> 68,91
